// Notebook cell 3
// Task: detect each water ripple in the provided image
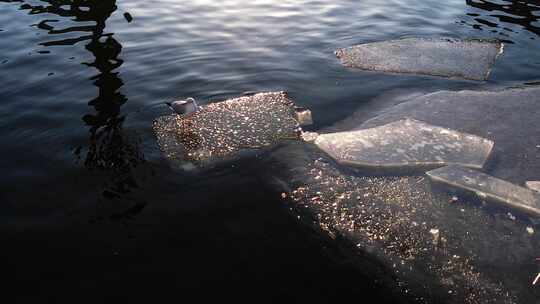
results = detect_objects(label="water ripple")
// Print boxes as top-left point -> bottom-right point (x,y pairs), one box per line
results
1,0 -> 539,217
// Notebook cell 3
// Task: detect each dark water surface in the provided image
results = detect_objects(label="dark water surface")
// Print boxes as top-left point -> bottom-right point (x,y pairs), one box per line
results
1,0 -> 540,302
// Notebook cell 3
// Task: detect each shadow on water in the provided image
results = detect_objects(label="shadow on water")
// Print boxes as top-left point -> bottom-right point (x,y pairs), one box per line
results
462,0 -> 540,41
5,0 -> 146,218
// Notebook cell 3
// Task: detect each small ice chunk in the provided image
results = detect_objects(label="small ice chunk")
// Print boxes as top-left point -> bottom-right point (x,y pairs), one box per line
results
295,107 -> 313,126
335,37 -> 503,80
429,228 -> 440,246
427,165 -> 540,217
314,119 -> 493,170
525,181 -> 540,192
301,131 -> 319,143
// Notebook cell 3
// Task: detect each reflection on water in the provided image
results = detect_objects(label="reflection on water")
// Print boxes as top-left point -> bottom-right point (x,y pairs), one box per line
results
0,0 -> 537,212
463,0 -> 540,40
12,0 -> 144,200
0,0 -> 538,208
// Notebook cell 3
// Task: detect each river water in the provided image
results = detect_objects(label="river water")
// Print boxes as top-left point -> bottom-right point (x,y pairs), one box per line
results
1,0 -> 539,302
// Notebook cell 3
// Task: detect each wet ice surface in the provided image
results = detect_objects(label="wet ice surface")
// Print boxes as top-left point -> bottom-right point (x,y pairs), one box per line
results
526,181 -> 540,193
315,119 -> 493,171
270,143 -> 539,304
427,165 -> 540,217
270,146 -> 540,303
358,86 -> 540,185
266,86 -> 540,304
335,38 -> 503,80
153,92 -> 301,166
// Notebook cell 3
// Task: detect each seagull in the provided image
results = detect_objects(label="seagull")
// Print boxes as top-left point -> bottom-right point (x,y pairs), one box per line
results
166,98 -> 199,116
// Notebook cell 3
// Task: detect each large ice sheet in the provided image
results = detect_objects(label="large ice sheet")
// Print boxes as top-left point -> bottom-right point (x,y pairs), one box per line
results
314,119 -> 493,170
335,38 -> 503,80
263,86 -> 540,303
153,92 -> 301,165
266,142 -> 537,304
357,86 -> 540,185
427,165 -> 540,217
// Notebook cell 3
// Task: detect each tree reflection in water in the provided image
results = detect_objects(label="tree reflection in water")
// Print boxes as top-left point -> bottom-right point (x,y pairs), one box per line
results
464,0 -> 540,39
13,0 -> 146,215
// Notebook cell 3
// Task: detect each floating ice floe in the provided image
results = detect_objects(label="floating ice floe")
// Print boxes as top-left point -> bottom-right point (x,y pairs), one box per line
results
153,91 -> 304,165
269,143 -> 531,303
427,165 -> 540,217
265,86 -> 540,303
314,118 -> 493,171
358,86 -> 540,184
335,37 -> 503,80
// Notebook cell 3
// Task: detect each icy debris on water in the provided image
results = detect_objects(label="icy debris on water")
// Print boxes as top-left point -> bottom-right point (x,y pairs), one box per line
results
277,155 -> 523,303
314,119 -> 493,171
335,37 -> 503,80
429,228 -> 440,246
294,107 -> 313,126
300,131 -> 319,143
153,91 -> 304,164
427,165 -> 540,217
270,86 -> 540,303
